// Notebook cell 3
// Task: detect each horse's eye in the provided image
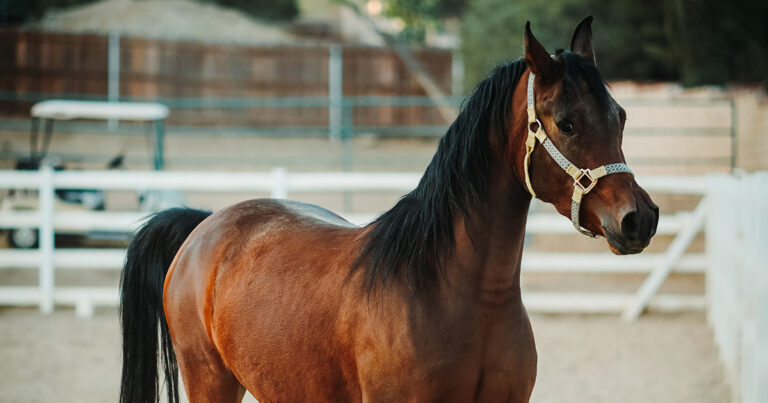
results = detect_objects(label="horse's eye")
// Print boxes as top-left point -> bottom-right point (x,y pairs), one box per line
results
557,121 -> 575,136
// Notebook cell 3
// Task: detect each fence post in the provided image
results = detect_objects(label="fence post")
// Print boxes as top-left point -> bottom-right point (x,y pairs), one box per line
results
730,99 -> 737,171
451,49 -> 464,96
741,173 -> 768,403
39,163 -> 55,313
755,173 -> 768,403
328,44 -> 343,142
108,31 -> 121,131
706,175 -> 737,374
271,168 -> 288,199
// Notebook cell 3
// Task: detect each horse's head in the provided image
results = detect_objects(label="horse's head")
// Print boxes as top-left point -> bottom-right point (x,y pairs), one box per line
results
517,17 -> 658,254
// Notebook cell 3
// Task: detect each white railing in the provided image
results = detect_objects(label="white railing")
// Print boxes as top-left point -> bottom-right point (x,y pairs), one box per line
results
0,167 -> 708,317
707,172 -> 768,403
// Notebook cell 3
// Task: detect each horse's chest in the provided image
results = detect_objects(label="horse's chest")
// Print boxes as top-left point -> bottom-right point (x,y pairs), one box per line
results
439,326 -> 537,402
359,311 -> 537,402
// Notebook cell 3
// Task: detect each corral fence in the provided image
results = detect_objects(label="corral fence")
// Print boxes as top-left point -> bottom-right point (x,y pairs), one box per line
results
2,168 -> 766,401
0,166 -> 708,318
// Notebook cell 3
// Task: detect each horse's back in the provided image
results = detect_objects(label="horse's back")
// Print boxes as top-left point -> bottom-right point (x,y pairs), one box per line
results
164,198 -> 365,401
212,198 -> 357,233
165,198 -> 363,321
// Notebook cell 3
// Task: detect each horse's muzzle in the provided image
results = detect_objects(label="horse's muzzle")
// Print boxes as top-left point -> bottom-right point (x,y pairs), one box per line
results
603,192 -> 659,255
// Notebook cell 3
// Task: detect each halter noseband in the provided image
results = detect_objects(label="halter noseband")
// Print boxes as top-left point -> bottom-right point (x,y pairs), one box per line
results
523,73 -> 633,238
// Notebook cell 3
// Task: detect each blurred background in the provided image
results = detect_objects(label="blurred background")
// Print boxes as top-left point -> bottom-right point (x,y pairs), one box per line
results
0,0 -> 766,402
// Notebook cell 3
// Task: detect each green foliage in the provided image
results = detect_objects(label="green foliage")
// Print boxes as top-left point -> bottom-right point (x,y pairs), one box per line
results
0,0 -> 98,25
460,0 -> 768,91
200,0 -> 299,21
384,0 -> 467,43
385,0 -> 466,21
460,0 -> 676,91
0,0 -> 300,25
664,0 -> 768,86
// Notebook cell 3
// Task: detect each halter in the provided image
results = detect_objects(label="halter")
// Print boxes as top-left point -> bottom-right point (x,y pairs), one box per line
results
523,73 -> 633,237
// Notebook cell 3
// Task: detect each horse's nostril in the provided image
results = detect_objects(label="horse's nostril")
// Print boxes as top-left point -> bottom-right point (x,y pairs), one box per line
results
620,211 -> 640,241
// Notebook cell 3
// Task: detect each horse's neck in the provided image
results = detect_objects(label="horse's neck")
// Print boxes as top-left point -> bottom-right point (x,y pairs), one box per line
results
445,187 -> 531,307
444,86 -> 532,307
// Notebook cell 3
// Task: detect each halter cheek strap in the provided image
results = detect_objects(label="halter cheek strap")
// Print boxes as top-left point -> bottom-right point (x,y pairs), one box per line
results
524,73 -> 633,238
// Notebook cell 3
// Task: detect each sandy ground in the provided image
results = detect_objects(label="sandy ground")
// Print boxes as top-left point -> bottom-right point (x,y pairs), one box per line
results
0,127 -> 723,402
0,307 -> 729,403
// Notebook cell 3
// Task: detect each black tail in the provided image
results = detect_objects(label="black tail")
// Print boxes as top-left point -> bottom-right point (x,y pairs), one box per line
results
119,207 -> 211,403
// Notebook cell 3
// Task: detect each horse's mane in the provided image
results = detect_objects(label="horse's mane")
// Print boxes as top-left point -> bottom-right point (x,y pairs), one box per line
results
352,58 -> 529,295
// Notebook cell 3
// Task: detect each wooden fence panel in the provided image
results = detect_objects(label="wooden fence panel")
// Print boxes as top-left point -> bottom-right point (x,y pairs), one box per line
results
1,31 -> 109,116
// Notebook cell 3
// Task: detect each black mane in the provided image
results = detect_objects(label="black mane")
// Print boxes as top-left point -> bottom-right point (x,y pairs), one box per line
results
352,58 -> 528,295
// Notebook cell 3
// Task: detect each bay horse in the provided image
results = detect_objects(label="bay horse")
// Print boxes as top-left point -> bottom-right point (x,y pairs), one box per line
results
120,17 -> 658,403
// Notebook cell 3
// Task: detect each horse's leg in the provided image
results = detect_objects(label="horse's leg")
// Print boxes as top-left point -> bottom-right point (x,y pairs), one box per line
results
174,329 -> 246,402
166,269 -> 245,401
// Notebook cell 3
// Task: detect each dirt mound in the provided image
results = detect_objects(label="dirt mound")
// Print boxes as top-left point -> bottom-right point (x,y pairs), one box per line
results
25,0 -> 294,44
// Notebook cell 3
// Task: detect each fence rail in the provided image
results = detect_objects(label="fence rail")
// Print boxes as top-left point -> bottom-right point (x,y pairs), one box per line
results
0,167 -> 708,318
0,30 -> 736,175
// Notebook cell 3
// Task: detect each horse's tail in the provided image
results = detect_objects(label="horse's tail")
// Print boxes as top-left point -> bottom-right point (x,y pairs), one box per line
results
119,207 -> 211,403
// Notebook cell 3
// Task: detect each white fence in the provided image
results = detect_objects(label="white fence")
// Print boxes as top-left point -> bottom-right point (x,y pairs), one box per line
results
707,172 -> 768,403
3,168 -> 765,401
0,167 -> 708,318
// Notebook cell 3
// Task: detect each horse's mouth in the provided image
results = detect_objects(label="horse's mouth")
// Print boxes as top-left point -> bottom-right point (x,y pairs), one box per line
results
603,227 -> 649,255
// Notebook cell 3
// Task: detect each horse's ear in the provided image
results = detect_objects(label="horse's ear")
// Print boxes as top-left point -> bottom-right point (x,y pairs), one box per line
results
524,21 -> 555,80
570,16 -> 596,64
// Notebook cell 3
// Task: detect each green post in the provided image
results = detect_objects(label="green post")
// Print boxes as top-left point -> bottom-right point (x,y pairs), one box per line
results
153,119 -> 165,170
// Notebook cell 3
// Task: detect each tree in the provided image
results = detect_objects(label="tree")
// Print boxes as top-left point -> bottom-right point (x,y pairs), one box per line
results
663,0 -> 768,87
0,0 -> 98,26
460,0 -> 767,90
0,0 -> 300,26
460,0 -> 676,91
383,0 -> 467,42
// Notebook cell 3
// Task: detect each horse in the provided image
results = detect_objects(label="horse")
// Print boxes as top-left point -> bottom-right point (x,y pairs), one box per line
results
119,17 -> 659,403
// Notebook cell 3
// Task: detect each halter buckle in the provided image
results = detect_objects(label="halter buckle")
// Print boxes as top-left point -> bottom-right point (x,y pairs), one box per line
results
528,119 -> 542,134
575,169 -> 598,194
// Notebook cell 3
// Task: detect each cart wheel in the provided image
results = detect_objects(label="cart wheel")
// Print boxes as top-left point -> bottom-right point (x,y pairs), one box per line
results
8,227 -> 39,249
